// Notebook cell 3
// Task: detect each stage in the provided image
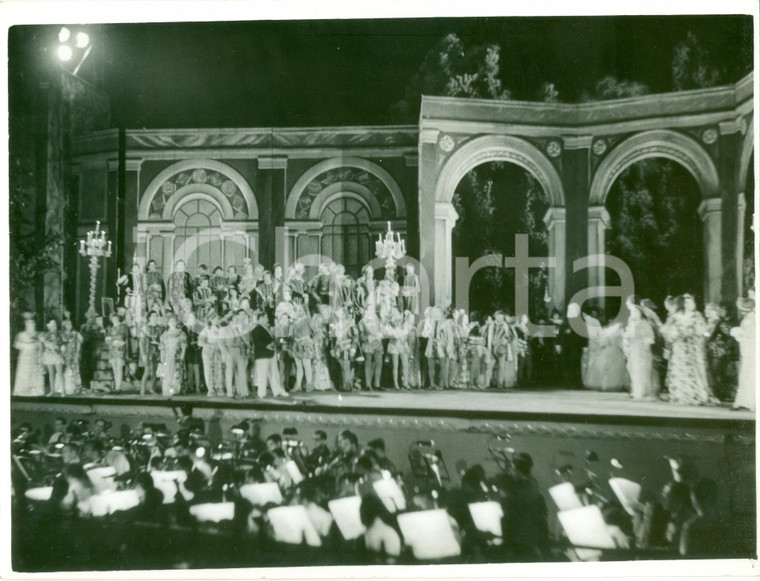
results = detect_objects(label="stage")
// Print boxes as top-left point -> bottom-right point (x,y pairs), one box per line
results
11,386 -> 756,424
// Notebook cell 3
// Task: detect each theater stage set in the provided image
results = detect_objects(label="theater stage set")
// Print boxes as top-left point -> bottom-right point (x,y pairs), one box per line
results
12,386 -> 757,546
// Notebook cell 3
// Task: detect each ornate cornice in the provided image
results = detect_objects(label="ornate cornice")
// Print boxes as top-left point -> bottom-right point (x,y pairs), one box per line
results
12,400 -> 753,445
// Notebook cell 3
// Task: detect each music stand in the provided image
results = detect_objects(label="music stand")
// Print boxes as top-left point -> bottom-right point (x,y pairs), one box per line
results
397,509 -> 461,560
557,505 -> 617,550
87,466 -> 117,494
372,477 -> 407,513
468,501 -> 504,538
608,477 -> 642,517
328,495 -> 365,541
284,460 -> 304,485
239,482 -> 283,506
189,502 -> 236,523
549,482 -> 583,511
90,489 -> 141,517
151,469 -> 188,504
267,505 -> 322,547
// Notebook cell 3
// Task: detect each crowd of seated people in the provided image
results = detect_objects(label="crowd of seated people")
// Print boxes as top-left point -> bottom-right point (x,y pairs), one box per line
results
10,409 -> 751,571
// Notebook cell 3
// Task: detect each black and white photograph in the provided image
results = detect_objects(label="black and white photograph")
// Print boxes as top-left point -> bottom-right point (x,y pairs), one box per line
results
3,1 -> 758,577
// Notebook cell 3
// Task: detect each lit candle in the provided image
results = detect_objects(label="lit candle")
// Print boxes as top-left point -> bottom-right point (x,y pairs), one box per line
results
79,240 -> 85,253
108,240 -> 112,253
95,220 -> 100,232
387,221 -> 391,233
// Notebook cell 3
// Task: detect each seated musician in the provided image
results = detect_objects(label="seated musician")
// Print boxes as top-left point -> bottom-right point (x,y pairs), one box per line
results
317,430 -> 359,478
366,438 -> 397,476
48,417 -> 70,448
90,419 -> 112,442
259,449 -> 293,492
81,439 -> 131,476
305,430 -> 331,474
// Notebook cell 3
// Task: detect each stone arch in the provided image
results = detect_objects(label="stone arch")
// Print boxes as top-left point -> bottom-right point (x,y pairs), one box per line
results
589,130 -> 719,204
139,159 -> 258,220
433,134 -> 566,206
161,184 -> 234,221
285,157 -> 407,220
308,183 -> 383,221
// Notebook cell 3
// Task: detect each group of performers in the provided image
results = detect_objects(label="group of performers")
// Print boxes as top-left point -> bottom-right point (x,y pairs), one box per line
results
11,255 -> 756,411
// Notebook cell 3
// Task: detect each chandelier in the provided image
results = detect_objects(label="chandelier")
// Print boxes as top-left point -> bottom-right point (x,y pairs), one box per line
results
375,221 -> 406,271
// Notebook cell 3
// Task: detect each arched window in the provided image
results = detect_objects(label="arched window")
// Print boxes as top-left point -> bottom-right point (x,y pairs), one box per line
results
173,199 -> 223,271
321,197 -> 371,278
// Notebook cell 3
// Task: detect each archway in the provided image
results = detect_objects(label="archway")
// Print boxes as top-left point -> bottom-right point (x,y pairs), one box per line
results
428,134 -> 566,309
451,161 -> 551,318
604,159 -> 704,310
136,159 -> 258,273
741,151 -> 755,294
590,130 -> 720,303
285,159 -> 406,277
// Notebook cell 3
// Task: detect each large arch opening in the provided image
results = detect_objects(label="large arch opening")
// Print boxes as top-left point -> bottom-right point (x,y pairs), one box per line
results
429,134 -> 566,310
605,159 -> 704,311
452,161 -> 550,317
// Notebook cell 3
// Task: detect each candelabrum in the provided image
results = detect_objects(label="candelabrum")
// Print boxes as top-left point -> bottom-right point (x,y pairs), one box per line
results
375,221 -> 406,271
79,220 -> 112,325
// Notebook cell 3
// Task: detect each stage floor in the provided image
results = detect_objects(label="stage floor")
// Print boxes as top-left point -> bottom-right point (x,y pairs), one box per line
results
15,386 -> 754,426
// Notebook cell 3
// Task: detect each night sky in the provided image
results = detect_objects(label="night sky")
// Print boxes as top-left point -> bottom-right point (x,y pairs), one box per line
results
9,15 -> 754,129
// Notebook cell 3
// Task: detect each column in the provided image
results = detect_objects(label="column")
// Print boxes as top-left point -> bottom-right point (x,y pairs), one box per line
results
257,157 -> 287,268
560,137 -> 592,301
698,198 -> 723,303
418,130 -> 439,305
587,205 -> 611,291
737,192 -> 746,296
123,159 -> 143,264
543,207 -> 567,312
434,201 -> 458,307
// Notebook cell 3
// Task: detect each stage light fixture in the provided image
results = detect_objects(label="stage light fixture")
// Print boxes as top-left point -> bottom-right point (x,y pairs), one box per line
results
57,45 -> 73,62
58,27 -> 71,43
75,31 -> 90,48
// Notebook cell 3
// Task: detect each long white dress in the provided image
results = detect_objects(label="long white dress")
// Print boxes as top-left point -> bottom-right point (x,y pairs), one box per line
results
13,330 -> 45,396
623,315 -> 657,400
731,310 -> 756,411
584,320 -> 630,392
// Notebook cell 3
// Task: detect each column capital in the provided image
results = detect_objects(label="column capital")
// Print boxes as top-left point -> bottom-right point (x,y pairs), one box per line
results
404,153 -> 419,167
738,192 -> 747,212
258,156 -> 288,170
420,128 -> 440,144
719,117 -> 742,135
587,205 -> 611,229
543,206 -> 566,227
561,135 -> 593,150
698,197 -> 723,221
106,159 -> 143,172
435,201 -> 459,225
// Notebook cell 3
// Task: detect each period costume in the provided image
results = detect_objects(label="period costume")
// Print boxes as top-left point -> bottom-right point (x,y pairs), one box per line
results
13,323 -> 45,396
731,301 -> 756,411
662,310 -> 716,405
158,324 -> 187,397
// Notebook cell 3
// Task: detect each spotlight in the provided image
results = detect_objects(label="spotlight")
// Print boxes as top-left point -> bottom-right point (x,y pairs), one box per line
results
75,31 -> 90,48
57,45 -> 73,62
58,27 -> 71,43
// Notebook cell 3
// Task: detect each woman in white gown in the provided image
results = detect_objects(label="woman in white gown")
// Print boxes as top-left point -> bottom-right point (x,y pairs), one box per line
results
584,313 -> 630,392
731,297 -> 755,411
13,313 -> 45,396
623,299 -> 658,401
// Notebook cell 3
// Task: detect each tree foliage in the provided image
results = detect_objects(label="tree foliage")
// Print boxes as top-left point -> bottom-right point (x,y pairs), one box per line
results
390,34 -> 510,123
605,159 -> 703,306
672,31 -> 721,91
581,76 -> 649,102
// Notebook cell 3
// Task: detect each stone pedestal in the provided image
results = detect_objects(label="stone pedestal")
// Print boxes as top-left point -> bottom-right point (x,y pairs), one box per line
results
434,202 -> 458,307
587,205 -> 611,292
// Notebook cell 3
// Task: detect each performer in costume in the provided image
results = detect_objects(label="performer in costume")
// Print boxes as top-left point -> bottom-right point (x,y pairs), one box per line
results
166,260 -> 193,314
731,297 -> 756,411
198,315 -> 224,397
623,298 -> 657,400
13,313 -> 45,397
209,267 -> 228,314
290,305 -> 315,392
399,263 -> 420,315
138,310 -> 163,395
310,263 -> 332,307
704,301 -> 739,402
359,307 -> 384,391
41,318 -> 65,396
157,314 -> 187,397
105,313 -> 128,392
145,260 -> 166,305
60,317 -> 83,395
193,275 -> 216,322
